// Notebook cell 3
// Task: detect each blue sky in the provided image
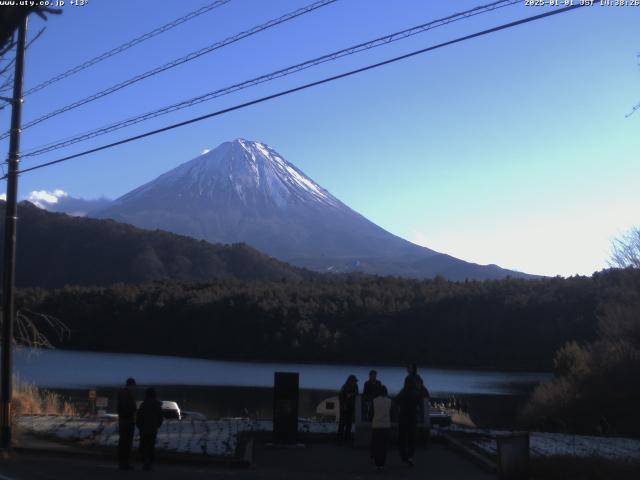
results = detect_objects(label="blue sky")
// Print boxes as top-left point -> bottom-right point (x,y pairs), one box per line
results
1,0 -> 638,277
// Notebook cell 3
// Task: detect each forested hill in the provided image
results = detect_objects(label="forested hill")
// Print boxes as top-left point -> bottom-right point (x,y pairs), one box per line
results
17,269 -> 636,371
0,201 -> 308,287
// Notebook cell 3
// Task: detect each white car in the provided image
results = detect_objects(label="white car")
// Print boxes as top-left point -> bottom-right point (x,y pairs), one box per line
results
160,401 -> 181,420
135,400 -> 182,420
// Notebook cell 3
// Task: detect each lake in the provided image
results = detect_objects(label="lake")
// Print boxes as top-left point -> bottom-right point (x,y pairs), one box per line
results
15,349 -> 551,425
15,348 -> 548,395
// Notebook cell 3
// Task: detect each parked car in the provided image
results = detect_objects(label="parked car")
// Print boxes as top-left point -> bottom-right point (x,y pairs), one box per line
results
135,400 -> 181,420
161,401 -> 181,420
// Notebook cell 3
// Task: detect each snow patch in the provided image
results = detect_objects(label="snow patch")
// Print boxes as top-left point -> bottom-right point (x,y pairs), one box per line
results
117,138 -> 344,211
16,416 -> 337,458
440,425 -> 640,461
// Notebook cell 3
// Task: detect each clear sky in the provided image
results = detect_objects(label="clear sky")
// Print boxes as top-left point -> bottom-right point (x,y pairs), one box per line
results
1,0 -> 638,277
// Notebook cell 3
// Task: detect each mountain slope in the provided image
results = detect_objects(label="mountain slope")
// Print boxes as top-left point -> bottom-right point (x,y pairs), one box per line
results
0,201 -> 306,288
96,139 -> 534,280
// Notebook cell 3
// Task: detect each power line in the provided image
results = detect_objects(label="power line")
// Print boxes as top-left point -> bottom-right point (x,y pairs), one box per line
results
626,101 -> 640,118
9,3 -> 586,180
21,0 -> 520,159
0,0 -> 338,140
19,0 -> 233,98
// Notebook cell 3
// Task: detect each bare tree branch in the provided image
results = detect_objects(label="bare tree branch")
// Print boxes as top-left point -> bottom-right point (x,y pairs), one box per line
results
609,227 -> 640,269
626,102 -> 640,118
0,308 -> 70,349
627,52 -> 640,118
0,6 -> 61,52
0,26 -> 46,108
0,34 -> 15,58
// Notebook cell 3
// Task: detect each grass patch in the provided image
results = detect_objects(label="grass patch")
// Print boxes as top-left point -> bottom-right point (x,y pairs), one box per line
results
13,376 -> 76,416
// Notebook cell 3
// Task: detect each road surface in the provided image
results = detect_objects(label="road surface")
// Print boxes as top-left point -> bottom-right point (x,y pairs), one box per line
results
0,443 -> 493,480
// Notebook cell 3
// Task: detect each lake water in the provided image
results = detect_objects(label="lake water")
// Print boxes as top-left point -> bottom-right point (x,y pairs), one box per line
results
14,348 -> 549,396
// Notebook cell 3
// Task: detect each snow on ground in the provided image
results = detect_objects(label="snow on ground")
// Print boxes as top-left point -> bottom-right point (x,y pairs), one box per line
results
438,425 -> 640,461
472,432 -> 640,460
16,416 -> 337,458
20,417 -> 637,462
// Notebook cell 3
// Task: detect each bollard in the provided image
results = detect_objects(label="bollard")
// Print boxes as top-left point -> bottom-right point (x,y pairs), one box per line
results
273,372 -> 299,444
496,431 -> 530,480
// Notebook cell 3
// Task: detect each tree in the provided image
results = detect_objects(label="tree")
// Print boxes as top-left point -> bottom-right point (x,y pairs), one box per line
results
0,6 -> 60,52
609,227 -> 640,269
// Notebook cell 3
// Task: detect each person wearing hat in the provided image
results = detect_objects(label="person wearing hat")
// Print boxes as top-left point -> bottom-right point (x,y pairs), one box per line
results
337,374 -> 359,442
117,377 -> 138,470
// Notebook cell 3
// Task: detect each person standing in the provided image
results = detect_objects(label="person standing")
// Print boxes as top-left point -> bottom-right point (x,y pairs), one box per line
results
337,374 -> 358,442
136,387 -> 164,471
396,377 -> 421,466
117,377 -> 137,470
405,363 -> 423,387
363,370 -> 382,398
370,385 -> 391,469
362,370 -> 382,421
406,363 -> 430,402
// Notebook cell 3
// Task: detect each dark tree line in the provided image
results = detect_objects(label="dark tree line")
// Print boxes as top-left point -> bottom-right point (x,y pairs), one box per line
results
16,269 -> 635,372
520,269 -> 640,436
0,202 -> 307,287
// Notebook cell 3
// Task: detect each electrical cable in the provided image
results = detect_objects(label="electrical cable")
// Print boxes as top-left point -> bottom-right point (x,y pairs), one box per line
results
21,0 -> 233,97
7,3 -> 586,179
0,0 -> 338,140
21,0 -> 520,159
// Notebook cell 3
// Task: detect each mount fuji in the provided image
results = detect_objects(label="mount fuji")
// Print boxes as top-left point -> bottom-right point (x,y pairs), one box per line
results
95,139 -> 533,280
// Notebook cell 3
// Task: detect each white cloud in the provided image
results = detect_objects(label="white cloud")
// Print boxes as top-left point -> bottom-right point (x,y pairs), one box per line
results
26,189 -> 68,209
0,193 -> 5,201
25,189 -> 113,216
201,148 -> 211,155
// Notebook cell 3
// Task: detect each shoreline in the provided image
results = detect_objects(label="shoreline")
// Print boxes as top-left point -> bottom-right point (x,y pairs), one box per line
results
16,346 -> 553,375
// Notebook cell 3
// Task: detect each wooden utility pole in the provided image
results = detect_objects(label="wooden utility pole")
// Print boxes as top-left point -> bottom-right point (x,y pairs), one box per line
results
1,14 -> 27,450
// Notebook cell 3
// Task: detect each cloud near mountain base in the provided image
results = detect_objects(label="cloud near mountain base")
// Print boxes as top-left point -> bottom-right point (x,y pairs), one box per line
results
24,189 -> 113,217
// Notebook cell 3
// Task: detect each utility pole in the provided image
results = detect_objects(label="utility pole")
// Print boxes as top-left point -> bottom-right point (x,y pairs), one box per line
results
1,15 -> 28,450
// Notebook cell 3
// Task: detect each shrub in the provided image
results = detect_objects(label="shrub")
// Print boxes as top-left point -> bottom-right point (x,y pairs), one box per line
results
13,376 -> 76,417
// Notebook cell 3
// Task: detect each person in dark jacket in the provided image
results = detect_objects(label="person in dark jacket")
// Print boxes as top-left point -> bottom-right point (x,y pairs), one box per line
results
405,363 -> 423,387
117,377 -> 137,470
406,363 -> 430,399
363,370 -> 382,398
136,387 -> 164,471
337,374 -> 358,442
395,377 -> 422,466
362,370 -> 382,421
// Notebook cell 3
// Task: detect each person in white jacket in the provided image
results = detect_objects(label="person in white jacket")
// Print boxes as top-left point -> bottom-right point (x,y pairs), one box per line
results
370,385 -> 391,469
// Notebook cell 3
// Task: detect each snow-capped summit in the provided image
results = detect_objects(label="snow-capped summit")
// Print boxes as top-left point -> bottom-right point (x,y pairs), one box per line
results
95,139 -> 533,280
118,139 -> 340,211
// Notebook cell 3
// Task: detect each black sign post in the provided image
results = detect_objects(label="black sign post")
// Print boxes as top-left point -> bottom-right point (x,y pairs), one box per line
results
273,372 -> 299,444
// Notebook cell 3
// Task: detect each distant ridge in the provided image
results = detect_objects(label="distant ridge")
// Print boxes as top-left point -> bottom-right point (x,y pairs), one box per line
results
0,201 -> 306,288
